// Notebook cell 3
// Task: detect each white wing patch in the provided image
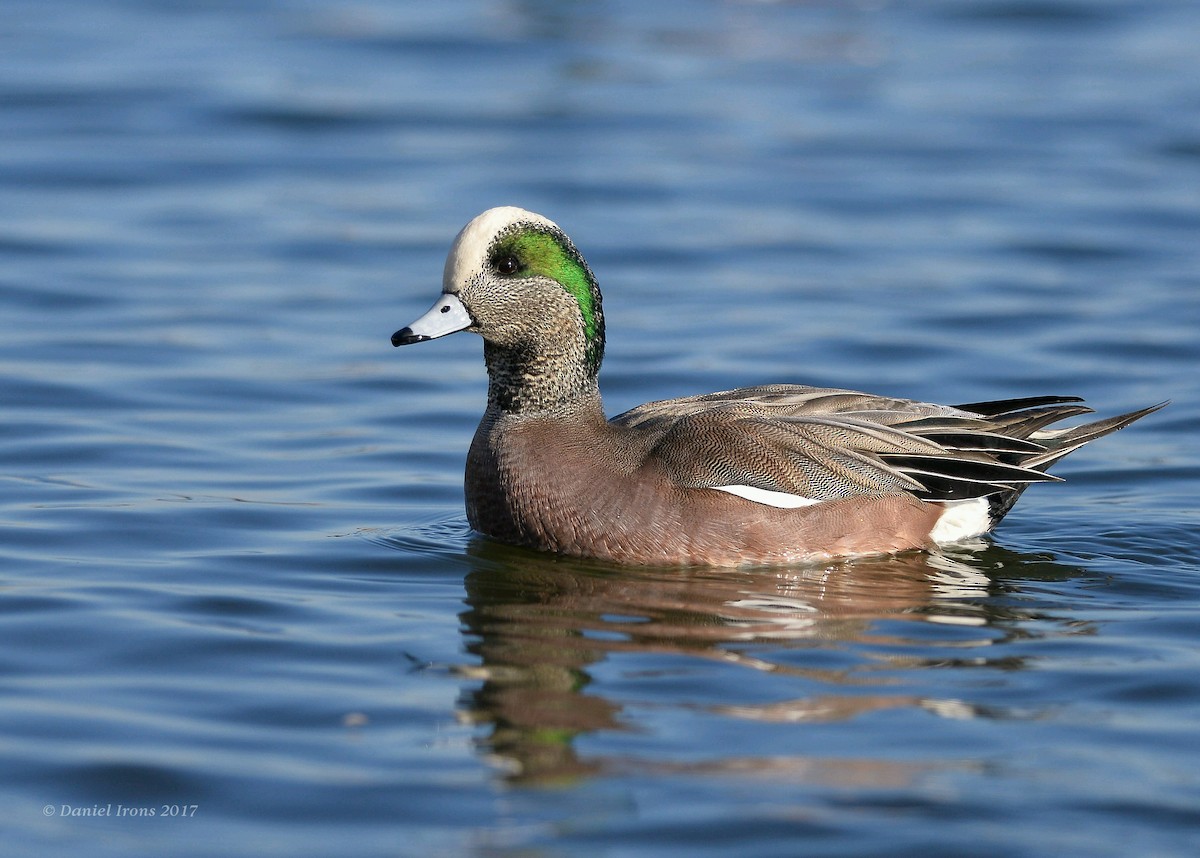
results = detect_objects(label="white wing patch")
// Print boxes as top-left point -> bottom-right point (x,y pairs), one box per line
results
713,485 -> 994,542
711,485 -> 822,508
929,497 -> 992,544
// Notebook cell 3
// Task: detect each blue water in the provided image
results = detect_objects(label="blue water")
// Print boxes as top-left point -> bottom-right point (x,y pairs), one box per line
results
2,1 -> 1199,855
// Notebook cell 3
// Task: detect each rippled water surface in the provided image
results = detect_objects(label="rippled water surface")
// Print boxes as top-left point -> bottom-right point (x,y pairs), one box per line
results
3,1 -> 1199,855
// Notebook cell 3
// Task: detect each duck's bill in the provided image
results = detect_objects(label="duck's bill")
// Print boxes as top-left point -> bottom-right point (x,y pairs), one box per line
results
391,293 -> 473,346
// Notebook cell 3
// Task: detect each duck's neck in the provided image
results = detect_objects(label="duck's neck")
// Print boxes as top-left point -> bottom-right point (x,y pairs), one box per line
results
483,340 -> 603,417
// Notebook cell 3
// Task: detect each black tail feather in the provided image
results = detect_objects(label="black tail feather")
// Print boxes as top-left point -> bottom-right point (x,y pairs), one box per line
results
894,399 -> 1165,517
952,395 -> 1086,417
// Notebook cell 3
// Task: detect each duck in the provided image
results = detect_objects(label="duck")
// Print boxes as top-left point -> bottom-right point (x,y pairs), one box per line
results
391,206 -> 1163,566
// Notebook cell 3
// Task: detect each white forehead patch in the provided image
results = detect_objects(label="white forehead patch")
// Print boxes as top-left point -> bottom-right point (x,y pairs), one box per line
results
442,206 -> 560,293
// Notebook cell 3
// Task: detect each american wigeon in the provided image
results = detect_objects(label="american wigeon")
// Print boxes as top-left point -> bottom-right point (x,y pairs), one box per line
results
392,207 -> 1163,566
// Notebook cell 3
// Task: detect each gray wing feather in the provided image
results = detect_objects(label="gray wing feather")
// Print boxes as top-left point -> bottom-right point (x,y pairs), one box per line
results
611,385 -> 1161,506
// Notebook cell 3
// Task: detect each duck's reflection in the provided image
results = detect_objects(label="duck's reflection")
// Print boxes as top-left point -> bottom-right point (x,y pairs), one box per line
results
456,539 -> 1087,784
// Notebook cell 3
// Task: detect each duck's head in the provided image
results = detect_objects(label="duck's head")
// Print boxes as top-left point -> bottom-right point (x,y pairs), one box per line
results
392,207 -> 605,385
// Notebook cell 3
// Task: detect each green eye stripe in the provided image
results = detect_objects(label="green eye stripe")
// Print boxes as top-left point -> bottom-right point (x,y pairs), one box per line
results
491,228 -> 601,348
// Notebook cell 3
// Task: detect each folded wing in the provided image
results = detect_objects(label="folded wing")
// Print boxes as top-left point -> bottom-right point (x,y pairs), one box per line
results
611,386 -> 1164,513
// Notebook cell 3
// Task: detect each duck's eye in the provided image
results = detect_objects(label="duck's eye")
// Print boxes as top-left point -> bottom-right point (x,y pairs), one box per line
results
493,255 -> 520,276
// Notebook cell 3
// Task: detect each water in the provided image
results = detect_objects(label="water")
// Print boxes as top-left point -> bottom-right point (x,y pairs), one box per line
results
2,0 -> 1199,855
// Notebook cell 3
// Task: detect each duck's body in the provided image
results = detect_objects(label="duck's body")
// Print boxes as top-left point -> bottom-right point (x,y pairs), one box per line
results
465,397 -> 942,566
393,207 -> 1162,566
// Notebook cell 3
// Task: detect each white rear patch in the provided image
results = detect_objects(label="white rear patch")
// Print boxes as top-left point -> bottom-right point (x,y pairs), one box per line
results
930,497 -> 992,544
712,485 -> 822,509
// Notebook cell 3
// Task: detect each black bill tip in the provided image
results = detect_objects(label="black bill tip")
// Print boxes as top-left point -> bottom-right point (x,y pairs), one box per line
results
391,328 -> 430,347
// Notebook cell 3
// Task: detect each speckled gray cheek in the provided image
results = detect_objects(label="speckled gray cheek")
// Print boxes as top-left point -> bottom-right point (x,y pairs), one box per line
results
450,270 -> 493,328
478,287 -> 599,414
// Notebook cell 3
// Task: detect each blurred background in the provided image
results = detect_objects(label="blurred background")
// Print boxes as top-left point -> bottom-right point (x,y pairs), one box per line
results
2,1 -> 1198,856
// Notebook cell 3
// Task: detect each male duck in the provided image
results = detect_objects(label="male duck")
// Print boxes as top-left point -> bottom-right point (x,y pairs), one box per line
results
392,207 -> 1162,566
